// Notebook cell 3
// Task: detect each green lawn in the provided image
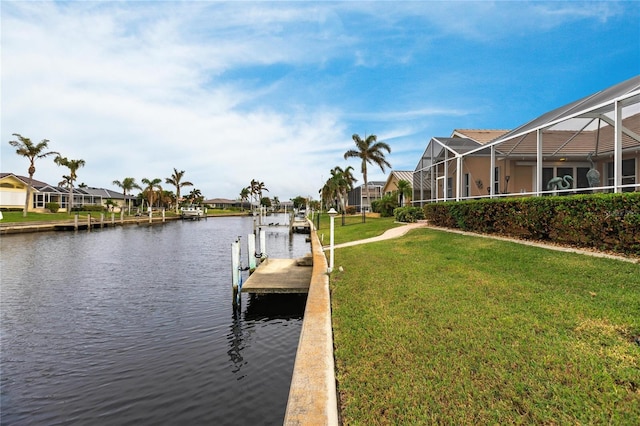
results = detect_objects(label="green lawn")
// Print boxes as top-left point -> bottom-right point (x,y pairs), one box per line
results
315,214 -> 402,246
331,227 -> 640,424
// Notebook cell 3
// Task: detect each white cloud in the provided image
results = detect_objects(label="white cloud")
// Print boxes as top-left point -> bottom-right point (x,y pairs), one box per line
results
1,1 -> 634,201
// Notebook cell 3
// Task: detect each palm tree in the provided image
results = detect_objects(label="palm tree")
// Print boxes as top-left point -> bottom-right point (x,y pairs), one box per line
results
165,168 -> 193,213
337,166 -> 357,212
141,178 -> 162,210
344,134 -> 391,211
187,188 -> 203,205
239,187 -> 250,211
8,133 -> 59,217
396,179 -> 412,207
112,177 -> 142,215
54,156 -> 86,213
248,179 -> 269,210
58,175 -> 72,189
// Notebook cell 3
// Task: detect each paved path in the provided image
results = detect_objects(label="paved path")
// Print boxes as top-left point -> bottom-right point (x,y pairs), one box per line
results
324,222 -> 638,263
325,222 -> 428,250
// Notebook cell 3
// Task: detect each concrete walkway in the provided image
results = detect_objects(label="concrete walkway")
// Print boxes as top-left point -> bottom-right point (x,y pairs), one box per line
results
325,222 -> 429,250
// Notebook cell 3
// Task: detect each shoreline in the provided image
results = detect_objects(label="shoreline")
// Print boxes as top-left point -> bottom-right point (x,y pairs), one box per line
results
0,212 -> 249,235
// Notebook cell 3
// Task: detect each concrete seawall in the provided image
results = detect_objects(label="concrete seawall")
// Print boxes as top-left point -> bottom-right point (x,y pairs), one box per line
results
284,223 -> 339,425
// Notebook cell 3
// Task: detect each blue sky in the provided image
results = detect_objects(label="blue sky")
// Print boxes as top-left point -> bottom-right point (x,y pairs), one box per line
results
2,1 -> 639,201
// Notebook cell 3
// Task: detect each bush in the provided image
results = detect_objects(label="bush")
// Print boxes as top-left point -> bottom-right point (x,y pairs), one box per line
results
394,206 -> 425,223
372,194 -> 399,217
45,202 -> 60,213
424,193 -> 640,256
346,206 -> 356,215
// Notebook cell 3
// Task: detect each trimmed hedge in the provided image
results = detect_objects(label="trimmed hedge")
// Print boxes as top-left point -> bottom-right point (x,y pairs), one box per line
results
424,193 -> 640,256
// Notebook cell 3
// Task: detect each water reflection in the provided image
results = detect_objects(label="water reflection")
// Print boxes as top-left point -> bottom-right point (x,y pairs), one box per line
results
1,215 -> 309,425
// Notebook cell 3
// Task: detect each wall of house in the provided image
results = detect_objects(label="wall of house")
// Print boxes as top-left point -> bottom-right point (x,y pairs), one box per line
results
0,176 -> 28,209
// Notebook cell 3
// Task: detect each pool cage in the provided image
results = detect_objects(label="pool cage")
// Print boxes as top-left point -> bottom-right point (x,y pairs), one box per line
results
413,76 -> 640,205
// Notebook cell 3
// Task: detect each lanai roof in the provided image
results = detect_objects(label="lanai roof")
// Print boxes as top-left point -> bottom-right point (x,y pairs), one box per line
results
468,75 -> 640,158
451,129 -> 509,144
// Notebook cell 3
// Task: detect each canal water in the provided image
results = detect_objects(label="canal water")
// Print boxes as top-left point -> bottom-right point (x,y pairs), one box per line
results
1,215 -> 310,425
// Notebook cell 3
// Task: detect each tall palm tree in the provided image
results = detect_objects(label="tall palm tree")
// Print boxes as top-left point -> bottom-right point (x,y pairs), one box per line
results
165,168 -> 193,213
141,178 -> 162,210
396,179 -> 412,207
8,133 -> 59,217
112,177 -> 142,215
54,156 -> 86,213
344,134 -> 391,211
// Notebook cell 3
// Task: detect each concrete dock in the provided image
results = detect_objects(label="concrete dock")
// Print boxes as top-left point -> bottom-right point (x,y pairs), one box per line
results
241,258 -> 312,294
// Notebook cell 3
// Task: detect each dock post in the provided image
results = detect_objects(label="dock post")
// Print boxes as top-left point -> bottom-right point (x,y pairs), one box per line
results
74,213 -> 78,231
259,228 -> 267,260
162,208 -> 165,223
231,239 -> 240,306
111,212 -> 115,226
120,209 -> 124,224
248,233 -> 257,272
148,208 -> 152,224
87,213 -> 91,232
100,213 -> 105,228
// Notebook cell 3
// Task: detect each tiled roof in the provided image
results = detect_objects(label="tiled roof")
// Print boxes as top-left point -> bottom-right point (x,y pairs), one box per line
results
0,172 -> 50,187
452,129 -> 509,144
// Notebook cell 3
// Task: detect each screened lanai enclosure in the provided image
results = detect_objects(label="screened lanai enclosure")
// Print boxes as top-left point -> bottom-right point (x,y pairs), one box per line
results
413,76 -> 640,204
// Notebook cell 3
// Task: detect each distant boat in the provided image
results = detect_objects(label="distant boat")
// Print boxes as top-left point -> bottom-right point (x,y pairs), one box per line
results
180,205 -> 203,220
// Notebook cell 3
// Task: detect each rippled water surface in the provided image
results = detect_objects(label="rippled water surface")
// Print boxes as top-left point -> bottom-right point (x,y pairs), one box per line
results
1,215 -> 309,425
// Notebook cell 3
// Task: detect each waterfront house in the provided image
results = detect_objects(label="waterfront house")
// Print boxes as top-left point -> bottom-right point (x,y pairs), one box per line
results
413,75 -> 640,204
382,171 -> 414,206
347,181 -> 385,213
0,172 -> 130,212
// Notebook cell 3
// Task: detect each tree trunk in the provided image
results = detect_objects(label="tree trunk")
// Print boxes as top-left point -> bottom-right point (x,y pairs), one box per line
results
23,175 -> 33,217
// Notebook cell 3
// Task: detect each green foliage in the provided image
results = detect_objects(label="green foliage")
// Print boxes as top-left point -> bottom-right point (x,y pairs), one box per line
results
393,206 -> 425,222
45,202 -> 60,213
260,197 -> 272,207
371,193 -> 398,217
424,193 -> 640,256
291,196 -> 307,209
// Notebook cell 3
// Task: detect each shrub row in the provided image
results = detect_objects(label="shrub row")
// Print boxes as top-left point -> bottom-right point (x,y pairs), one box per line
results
424,193 -> 640,256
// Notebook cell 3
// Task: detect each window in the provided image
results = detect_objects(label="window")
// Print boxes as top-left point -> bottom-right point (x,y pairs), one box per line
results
606,159 -> 636,192
447,177 -> 453,199
463,173 -> 470,197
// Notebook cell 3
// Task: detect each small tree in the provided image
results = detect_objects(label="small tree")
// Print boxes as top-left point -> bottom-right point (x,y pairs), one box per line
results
8,134 -> 59,217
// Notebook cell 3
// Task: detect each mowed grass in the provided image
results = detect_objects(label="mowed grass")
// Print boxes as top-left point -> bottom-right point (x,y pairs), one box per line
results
331,228 -> 640,424
0,211 -> 96,222
316,214 -> 402,246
